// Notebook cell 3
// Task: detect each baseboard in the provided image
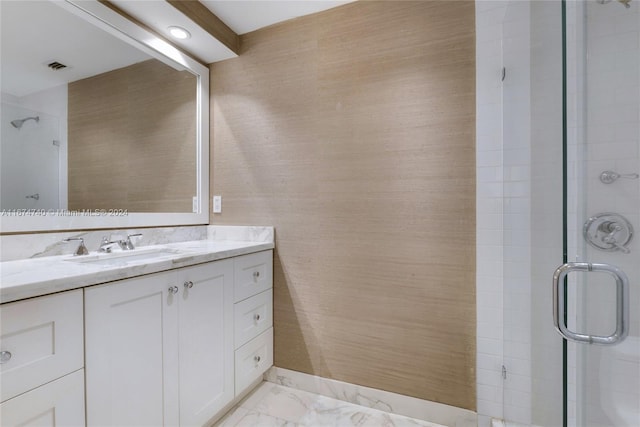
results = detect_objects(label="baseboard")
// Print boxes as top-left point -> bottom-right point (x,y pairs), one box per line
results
264,366 -> 477,427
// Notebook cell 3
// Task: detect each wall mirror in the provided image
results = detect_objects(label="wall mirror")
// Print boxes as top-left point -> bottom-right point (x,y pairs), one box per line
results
0,0 -> 209,233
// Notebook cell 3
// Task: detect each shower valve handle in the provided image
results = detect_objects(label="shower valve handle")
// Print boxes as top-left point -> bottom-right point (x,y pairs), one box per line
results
601,222 -> 622,243
602,224 -> 631,254
584,213 -> 634,254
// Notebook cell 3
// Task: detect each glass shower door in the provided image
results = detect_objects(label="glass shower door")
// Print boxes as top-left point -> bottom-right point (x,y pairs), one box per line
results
501,1 -> 639,426
559,1 -> 640,426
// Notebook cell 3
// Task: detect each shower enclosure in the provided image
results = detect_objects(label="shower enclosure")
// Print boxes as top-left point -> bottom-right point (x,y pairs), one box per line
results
0,104 -> 61,210
500,0 -> 639,426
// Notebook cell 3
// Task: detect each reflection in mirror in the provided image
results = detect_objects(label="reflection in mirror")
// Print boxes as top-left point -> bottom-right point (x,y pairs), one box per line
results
1,0 -> 202,220
68,59 -> 196,212
1,105 -> 60,209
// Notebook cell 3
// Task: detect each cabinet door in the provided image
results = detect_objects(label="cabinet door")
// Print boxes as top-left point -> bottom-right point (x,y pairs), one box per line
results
178,259 -> 234,427
85,271 -> 179,427
0,370 -> 85,427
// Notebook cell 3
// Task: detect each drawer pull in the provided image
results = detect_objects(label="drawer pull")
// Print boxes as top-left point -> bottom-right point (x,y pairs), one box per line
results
253,271 -> 260,280
0,351 -> 12,364
184,281 -> 194,289
254,313 -> 261,322
254,355 -> 261,363
168,286 -> 179,294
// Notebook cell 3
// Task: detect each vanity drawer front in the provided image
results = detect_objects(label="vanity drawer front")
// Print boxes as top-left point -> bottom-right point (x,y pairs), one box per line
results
234,251 -> 273,303
0,289 -> 84,403
234,327 -> 273,395
0,369 -> 85,427
234,289 -> 273,348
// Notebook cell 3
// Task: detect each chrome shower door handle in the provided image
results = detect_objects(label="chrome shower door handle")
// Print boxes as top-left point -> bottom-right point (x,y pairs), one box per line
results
553,262 -> 629,345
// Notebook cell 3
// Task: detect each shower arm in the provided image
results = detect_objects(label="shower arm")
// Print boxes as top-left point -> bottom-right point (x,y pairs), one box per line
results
10,116 -> 39,129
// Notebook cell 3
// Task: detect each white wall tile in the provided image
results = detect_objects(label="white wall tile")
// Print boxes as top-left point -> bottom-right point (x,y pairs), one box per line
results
476,0 -> 509,422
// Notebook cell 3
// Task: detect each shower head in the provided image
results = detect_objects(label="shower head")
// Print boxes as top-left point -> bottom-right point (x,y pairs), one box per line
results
10,116 -> 39,129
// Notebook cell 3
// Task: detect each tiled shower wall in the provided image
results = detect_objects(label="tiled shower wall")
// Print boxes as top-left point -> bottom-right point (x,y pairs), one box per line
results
502,1 -> 533,424
581,2 -> 640,425
476,2 -> 508,425
477,1 -> 575,425
478,1 -> 639,426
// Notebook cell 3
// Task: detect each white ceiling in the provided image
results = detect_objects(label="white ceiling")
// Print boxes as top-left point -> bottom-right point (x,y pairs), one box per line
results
201,1 -> 354,35
109,0 -> 237,64
110,0 -> 355,63
0,1 -> 150,97
0,0 -> 354,98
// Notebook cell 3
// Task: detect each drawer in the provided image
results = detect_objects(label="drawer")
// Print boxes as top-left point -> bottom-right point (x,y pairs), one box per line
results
0,369 -> 85,427
234,327 -> 273,395
234,251 -> 273,303
234,289 -> 273,348
0,290 -> 84,403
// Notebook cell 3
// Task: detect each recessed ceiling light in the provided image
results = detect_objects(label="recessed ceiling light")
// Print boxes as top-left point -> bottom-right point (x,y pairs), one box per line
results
168,26 -> 191,40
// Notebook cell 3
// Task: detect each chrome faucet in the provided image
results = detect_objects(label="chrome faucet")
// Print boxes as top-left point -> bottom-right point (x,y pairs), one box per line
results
98,236 -> 121,253
98,233 -> 143,253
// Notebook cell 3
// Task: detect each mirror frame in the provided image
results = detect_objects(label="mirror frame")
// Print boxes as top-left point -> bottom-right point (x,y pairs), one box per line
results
0,0 -> 209,233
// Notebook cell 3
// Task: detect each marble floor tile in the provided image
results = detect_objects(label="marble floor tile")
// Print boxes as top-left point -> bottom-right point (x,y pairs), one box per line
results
264,367 -> 476,427
215,382 -> 445,427
216,407 -> 297,427
238,411 -> 297,427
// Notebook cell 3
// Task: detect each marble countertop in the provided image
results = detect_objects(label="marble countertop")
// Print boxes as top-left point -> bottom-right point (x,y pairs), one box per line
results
0,239 -> 274,304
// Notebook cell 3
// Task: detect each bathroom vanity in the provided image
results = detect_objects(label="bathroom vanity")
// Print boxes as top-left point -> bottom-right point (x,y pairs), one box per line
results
0,0 -> 272,423
0,238 -> 274,426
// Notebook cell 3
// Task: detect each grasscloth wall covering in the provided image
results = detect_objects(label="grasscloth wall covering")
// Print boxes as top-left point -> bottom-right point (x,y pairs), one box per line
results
68,59 -> 196,212
211,1 -> 476,410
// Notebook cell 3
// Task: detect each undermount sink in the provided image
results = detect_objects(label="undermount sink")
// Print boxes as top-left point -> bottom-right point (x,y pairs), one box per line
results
65,247 -> 182,266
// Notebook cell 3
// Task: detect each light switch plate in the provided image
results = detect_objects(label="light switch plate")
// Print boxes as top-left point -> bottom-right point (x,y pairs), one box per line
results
213,196 -> 222,213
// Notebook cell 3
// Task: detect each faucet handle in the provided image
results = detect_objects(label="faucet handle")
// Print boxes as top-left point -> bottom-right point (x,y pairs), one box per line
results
124,233 -> 143,250
63,237 -> 89,256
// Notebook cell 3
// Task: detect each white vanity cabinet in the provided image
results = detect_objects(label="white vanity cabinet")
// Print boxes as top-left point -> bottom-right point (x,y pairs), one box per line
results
233,250 -> 274,394
0,290 -> 85,426
0,248 -> 273,427
85,259 -> 234,427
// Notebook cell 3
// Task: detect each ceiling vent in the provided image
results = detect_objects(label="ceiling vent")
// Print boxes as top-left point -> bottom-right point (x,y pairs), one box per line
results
47,61 -> 68,70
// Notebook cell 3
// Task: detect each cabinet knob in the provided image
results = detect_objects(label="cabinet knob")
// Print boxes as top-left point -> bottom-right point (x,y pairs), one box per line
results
0,351 -> 12,364
254,355 -> 261,363
168,286 -> 179,294
254,313 -> 261,322
253,271 -> 260,280
184,281 -> 194,289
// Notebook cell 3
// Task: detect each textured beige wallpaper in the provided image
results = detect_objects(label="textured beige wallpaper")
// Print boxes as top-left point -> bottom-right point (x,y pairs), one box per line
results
211,1 -> 476,410
68,59 -> 197,212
